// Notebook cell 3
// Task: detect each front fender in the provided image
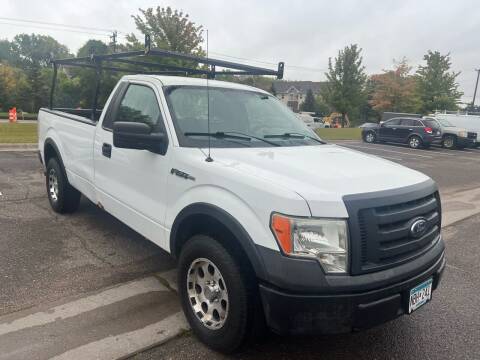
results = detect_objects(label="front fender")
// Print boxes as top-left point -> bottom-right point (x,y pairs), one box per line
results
166,184 -> 278,251
170,202 -> 268,280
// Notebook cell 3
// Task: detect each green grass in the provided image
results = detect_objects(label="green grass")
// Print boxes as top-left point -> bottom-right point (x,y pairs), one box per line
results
316,128 -> 362,140
0,123 -> 38,143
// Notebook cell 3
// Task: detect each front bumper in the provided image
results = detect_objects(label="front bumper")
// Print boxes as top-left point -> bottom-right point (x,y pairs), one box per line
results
259,251 -> 445,335
457,137 -> 476,148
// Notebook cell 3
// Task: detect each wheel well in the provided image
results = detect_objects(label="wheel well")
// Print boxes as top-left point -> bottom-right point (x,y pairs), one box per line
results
174,213 -> 242,256
44,142 -> 59,165
171,210 -> 263,279
442,133 -> 456,140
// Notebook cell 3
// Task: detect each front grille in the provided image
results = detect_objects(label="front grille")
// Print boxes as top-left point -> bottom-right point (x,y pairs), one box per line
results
467,132 -> 477,140
344,182 -> 441,275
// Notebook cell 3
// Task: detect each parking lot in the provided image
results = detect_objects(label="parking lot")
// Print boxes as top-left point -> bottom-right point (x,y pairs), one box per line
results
335,140 -> 480,192
0,142 -> 479,359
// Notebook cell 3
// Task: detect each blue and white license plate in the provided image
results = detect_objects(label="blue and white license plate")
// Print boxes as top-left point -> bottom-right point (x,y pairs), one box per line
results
409,278 -> 433,313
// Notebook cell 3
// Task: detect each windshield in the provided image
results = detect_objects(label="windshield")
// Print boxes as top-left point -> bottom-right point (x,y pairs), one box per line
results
437,118 -> 453,127
423,119 -> 441,129
164,86 -> 322,148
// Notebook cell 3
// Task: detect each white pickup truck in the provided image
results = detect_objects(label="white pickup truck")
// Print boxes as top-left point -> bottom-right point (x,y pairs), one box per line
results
38,56 -> 445,352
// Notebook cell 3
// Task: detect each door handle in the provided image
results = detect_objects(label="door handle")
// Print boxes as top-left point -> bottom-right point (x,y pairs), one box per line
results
102,143 -> 112,158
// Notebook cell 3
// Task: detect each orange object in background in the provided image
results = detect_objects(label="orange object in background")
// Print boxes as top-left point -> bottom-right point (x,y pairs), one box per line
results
8,107 -> 17,123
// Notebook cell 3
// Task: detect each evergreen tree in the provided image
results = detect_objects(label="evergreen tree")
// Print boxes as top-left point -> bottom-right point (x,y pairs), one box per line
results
301,89 -> 316,111
323,44 -> 367,126
415,51 -> 462,113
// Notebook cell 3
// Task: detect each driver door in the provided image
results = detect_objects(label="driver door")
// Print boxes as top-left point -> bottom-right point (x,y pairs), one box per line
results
93,80 -> 171,248
379,118 -> 401,141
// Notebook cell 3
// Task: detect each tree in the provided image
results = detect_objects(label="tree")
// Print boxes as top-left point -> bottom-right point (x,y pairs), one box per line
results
127,6 -> 204,59
0,62 -> 30,111
77,39 -> 109,57
300,89 -> 315,111
369,58 -> 421,114
313,96 -> 331,116
4,34 -> 72,112
415,51 -> 463,113
10,34 -> 70,68
323,44 -> 367,126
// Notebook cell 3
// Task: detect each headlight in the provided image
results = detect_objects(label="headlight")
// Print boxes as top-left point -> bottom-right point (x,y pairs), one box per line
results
270,213 -> 348,273
458,131 -> 467,138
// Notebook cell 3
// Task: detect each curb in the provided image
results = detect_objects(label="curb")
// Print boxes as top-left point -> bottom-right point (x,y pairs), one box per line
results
0,143 -> 37,151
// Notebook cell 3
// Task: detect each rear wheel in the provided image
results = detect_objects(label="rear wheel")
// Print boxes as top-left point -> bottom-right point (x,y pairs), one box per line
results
178,235 -> 261,353
408,135 -> 422,149
364,131 -> 376,143
46,158 -> 81,213
442,135 -> 457,150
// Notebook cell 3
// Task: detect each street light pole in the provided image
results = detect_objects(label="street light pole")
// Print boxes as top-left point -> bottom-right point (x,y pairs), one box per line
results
472,68 -> 480,109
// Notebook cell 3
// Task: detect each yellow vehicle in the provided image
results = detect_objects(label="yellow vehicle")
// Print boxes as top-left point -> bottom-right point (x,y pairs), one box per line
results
323,112 -> 350,128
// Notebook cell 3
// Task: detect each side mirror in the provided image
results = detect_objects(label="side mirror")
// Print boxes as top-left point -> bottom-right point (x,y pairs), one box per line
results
379,121 -> 385,127
113,122 -> 167,154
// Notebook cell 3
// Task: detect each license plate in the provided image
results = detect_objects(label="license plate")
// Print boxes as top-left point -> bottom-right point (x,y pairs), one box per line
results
408,278 -> 433,313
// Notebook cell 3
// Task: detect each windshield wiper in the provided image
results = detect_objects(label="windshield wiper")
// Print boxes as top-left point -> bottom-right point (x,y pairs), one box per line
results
184,131 -> 281,147
264,132 -> 326,144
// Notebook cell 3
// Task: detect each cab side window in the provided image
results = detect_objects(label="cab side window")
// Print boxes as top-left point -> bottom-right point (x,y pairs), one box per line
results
116,84 -> 163,132
386,118 -> 401,126
401,119 -> 416,126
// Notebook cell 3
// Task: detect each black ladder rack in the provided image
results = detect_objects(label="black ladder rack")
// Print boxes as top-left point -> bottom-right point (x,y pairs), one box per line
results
49,34 -> 284,120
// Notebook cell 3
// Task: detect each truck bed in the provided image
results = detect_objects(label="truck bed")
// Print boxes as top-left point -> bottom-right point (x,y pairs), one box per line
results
38,107 -> 98,202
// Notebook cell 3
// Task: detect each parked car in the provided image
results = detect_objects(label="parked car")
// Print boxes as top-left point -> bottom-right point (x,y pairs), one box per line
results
433,113 -> 480,147
38,50 -> 445,353
297,112 -> 327,129
423,116 -> 477,149
362,117 -> 442,149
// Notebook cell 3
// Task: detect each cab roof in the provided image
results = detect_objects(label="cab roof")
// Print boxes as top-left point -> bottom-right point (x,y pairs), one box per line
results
122,74 -> 270,94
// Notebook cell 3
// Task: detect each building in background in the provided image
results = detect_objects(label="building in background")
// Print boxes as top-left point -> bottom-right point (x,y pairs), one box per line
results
272,81 -> 325,112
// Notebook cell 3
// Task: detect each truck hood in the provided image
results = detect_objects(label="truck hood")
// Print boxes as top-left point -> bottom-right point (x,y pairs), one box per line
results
442,126 -> 468,134
208,144 -> 430,217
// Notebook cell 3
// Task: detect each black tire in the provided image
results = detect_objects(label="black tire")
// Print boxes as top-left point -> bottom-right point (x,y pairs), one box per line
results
178,234 -> 261,353
442,135 -> 457,150
408,135 -> 423,149
363,131 -> 376,143
46,158 -> 81,214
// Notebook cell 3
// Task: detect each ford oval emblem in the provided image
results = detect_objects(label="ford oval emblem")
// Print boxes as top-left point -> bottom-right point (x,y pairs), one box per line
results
410,218 -> 428,238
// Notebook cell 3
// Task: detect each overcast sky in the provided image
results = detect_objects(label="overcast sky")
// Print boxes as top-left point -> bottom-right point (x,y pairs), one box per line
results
2,0 -> 479,103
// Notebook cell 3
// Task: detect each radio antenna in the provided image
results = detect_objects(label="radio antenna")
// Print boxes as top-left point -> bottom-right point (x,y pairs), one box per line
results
205,29 -> 213,162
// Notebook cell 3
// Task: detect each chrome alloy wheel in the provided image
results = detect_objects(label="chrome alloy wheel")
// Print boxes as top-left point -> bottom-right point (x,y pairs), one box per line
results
410,137 -> 421,148
365,132 -> 375,143
187,258 -> 229,330
48,168 -> 59,202
444,136 -> 454,148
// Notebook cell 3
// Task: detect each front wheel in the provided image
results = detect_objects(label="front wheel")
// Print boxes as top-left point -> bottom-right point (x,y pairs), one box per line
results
364,131 -> 376,143
178,235 -> 260,353
442,135 -> 457,150
408,135 -> 423,149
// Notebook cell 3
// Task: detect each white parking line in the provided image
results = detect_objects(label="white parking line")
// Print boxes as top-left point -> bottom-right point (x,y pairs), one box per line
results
0,277 -> 166,337
0,275 -> 188,360
341,144 -> 433,158
343,142 -> 480,161
380,156 -> 403,161
49,312 -> 187,360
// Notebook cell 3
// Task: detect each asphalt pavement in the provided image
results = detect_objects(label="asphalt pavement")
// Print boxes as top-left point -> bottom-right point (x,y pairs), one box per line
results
0,142 -> 479,359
